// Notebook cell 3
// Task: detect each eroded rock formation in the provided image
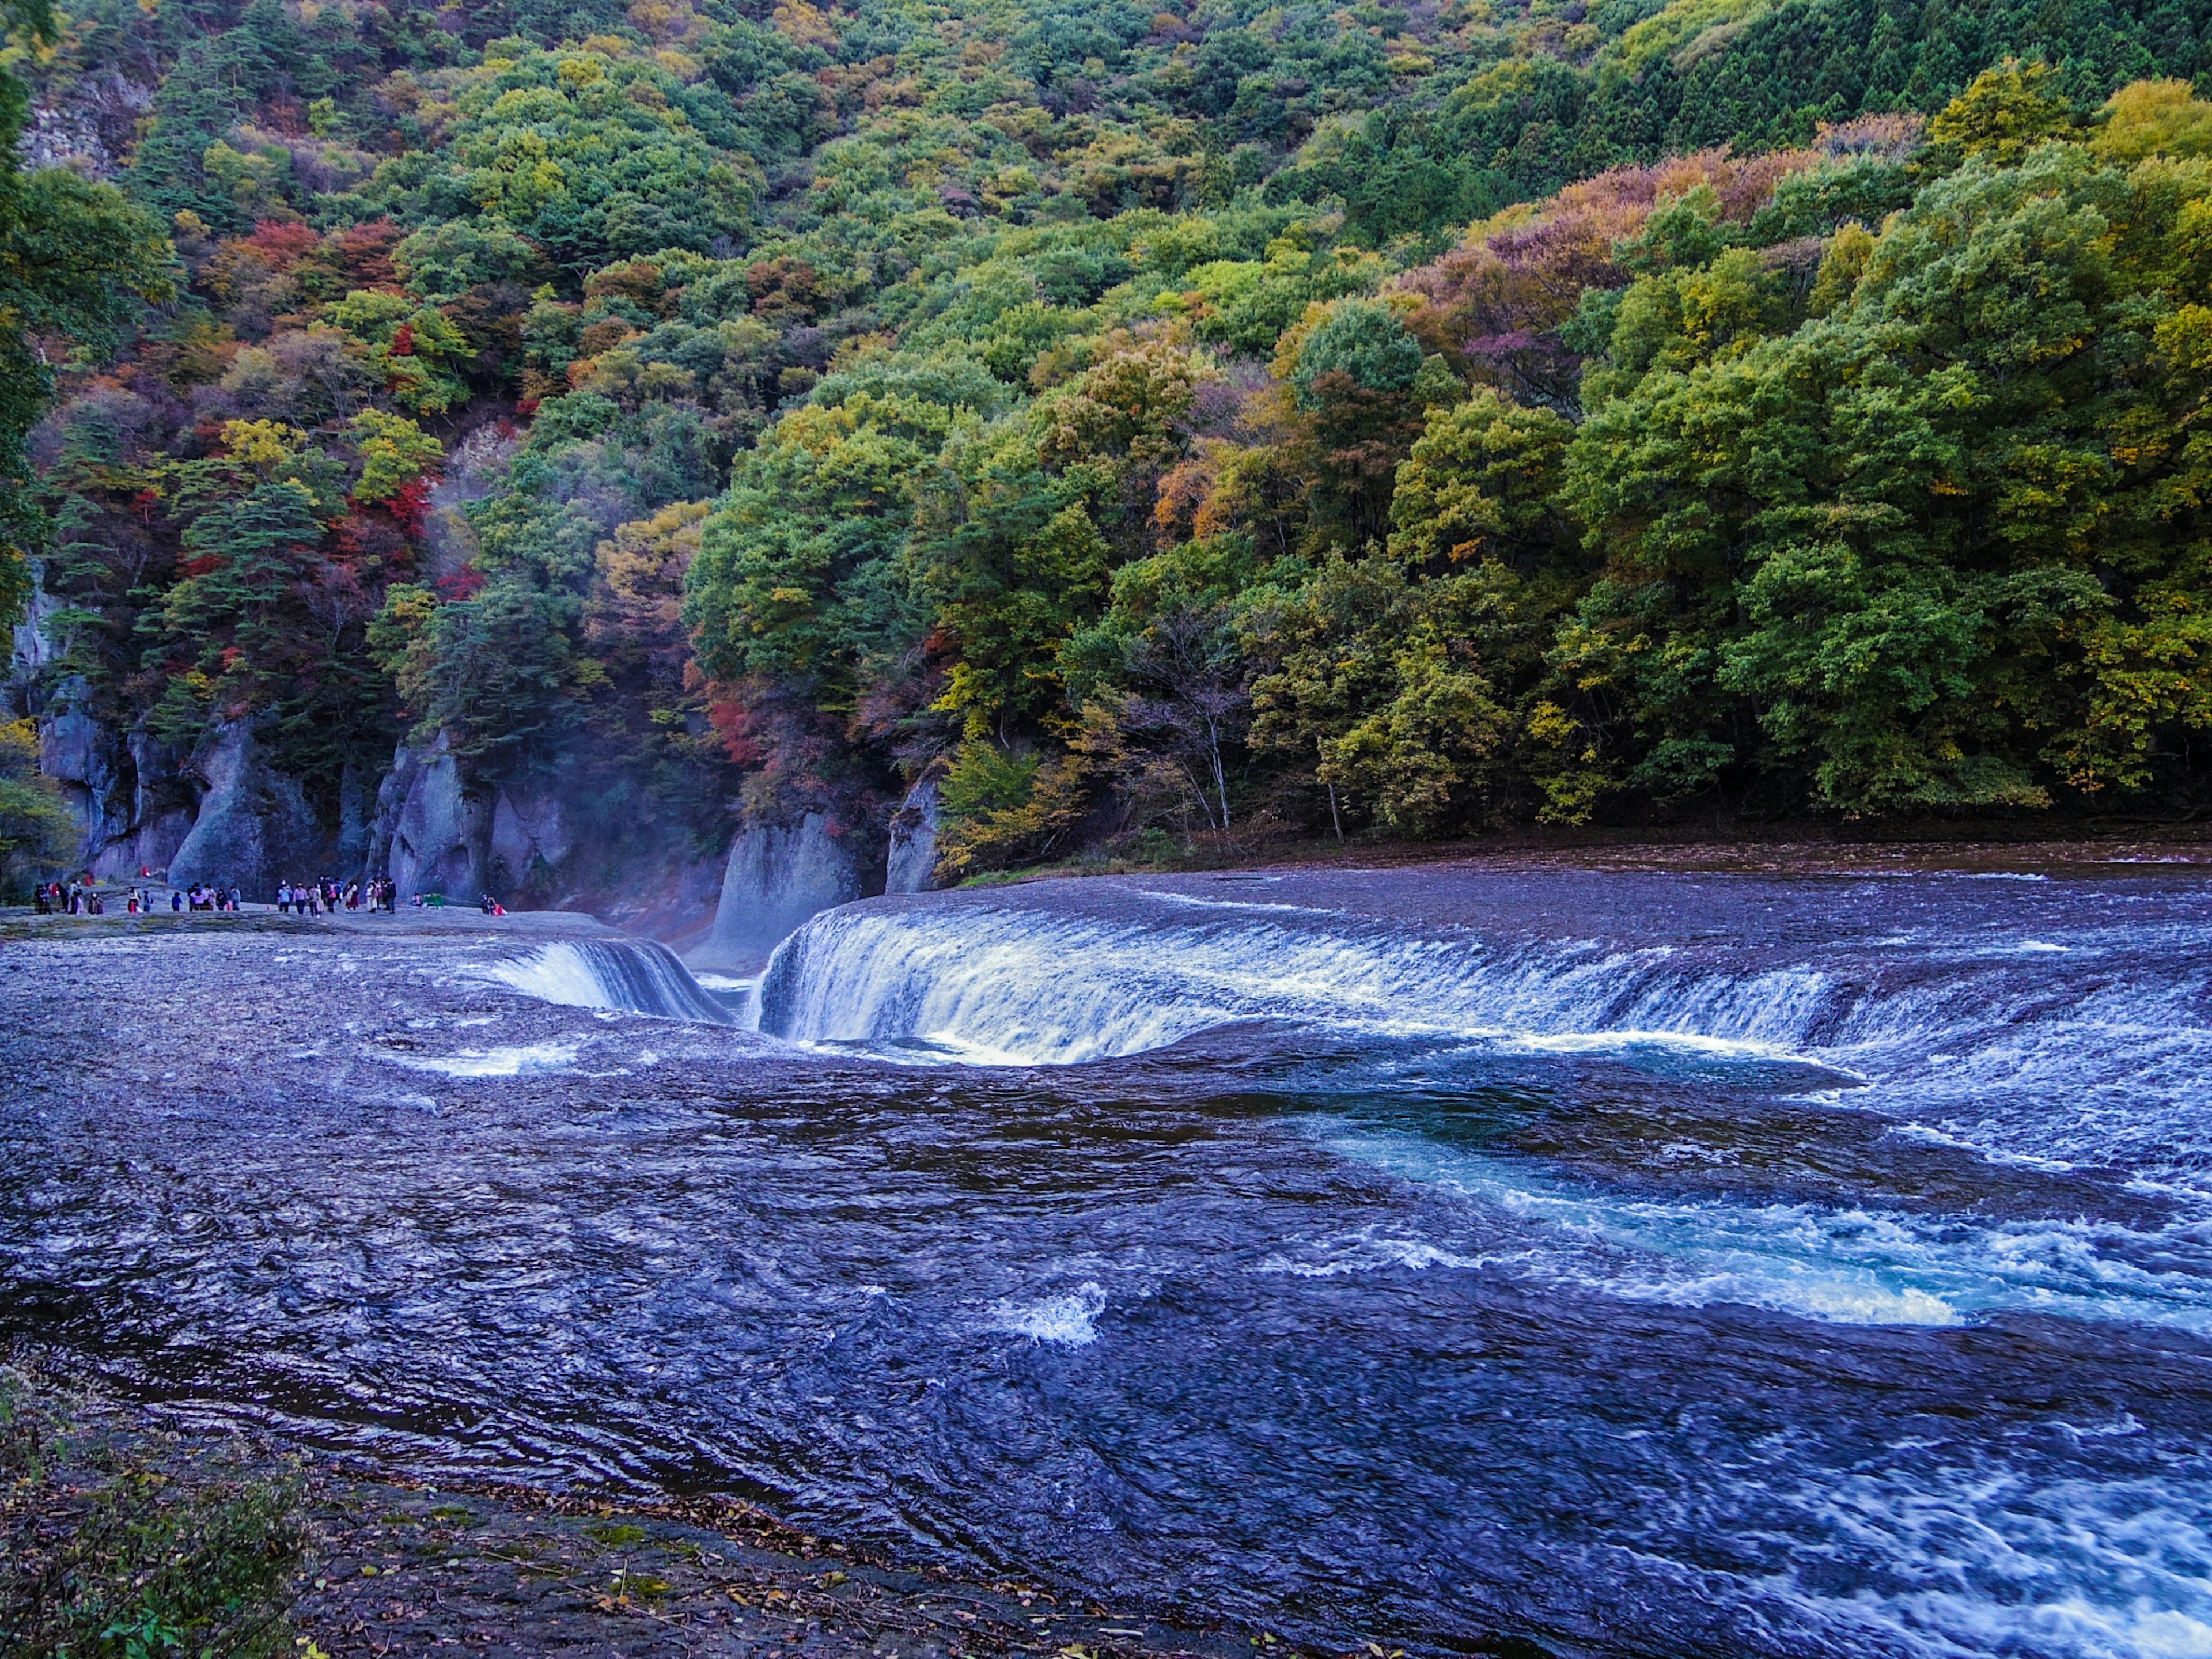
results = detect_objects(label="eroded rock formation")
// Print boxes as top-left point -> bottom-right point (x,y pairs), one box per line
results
696,812 -> 867,971
885,778 -> 941,895
166,721 -> 328,897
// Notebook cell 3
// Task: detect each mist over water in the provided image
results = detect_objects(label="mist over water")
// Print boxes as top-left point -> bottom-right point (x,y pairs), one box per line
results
7,865 -> 2212,1659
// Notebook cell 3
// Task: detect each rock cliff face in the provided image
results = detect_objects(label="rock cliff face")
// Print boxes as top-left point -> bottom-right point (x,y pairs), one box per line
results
491,786 -> 572,891
166,721 -> 328,897
885,778 -> 941,894
39,688 -> 134,863
15,588 -> 884,941
695,812 -> 869,971
370,734 -> 491,902
363,738 -> 729,945
37,678 -> 200,881
24,71 -> 154,178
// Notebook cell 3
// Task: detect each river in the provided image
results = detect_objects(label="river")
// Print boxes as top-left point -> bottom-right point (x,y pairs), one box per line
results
4,859 -> 2210,1658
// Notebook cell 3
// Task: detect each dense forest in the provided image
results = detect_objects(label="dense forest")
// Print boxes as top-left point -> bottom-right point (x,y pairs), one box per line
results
5,0 -> 2212,882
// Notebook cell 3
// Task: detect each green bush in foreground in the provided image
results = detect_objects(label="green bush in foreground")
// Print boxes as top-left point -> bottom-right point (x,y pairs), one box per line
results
0,1368 -> 307,1659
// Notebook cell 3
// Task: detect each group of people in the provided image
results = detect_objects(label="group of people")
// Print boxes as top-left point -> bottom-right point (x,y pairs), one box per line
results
29,873 -> 410,916
37,880 -> 243,914
28,872 -> 507,918
32,881 -> 105,915
276,877 -> 398,915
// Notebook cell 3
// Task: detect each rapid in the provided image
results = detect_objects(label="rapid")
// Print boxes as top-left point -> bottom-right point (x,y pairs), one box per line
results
5,861 -> 2211,1659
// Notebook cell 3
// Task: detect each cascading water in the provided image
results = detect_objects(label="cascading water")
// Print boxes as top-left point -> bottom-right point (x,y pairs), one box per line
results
483,937 -> 736,1025
756,874 -> 2212,1171
760,899 -> 1865,1063
749,874 -> 2212,1328
10,862 -> 2212,1659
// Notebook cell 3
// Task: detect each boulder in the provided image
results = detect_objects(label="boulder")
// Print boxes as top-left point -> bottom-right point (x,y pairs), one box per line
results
885,777 -> 941,893
694,812 -> 863,971
166,721 -> 325,898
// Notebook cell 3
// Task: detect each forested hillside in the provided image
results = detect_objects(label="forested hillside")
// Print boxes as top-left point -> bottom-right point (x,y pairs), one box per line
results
6,0 -> 2212,890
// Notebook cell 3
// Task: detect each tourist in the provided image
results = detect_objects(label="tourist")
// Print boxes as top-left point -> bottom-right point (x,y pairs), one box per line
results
169,889 -> 182,913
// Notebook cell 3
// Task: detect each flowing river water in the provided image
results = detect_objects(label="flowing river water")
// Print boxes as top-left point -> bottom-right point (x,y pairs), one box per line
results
5,861 -> 2212,1658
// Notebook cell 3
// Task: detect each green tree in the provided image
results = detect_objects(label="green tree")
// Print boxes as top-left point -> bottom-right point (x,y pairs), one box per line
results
1926,59 -> 2074,165
0,718 -> 70,864
0,0 -> 170,624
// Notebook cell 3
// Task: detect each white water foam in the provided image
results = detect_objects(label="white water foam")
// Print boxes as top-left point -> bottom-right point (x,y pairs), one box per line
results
761,906 -> 1843,1068
986,1282 -> 1107,1346
1762,1464 -> 2212,1659
482,943 -> 612,1010
398,1040 -> 583,1078
1297,1126 -> 2212,1334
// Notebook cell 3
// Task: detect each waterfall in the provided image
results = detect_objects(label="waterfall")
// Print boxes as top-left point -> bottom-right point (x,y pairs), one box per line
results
753,885 -> 2212,1176
483,938 -> 734,1025
757,899 -> 1849,1065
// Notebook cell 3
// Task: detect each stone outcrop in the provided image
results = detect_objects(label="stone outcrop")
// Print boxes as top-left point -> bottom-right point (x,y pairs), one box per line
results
372,733 -> 492,901
39,687 -> 130,859
166,721 -> 327,897
490,786 -> 572,891
693,812 -> 865,971
885,778 -> 941,893
35,677 -> 196,879
112,731 -> 197,878
24,70 -> 155,177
